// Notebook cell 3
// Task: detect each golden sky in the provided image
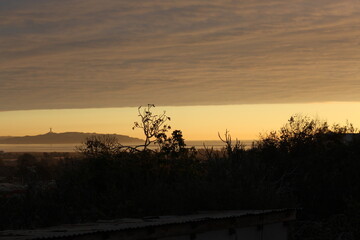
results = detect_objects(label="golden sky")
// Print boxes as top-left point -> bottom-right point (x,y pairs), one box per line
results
1,103 -> 360,140
0,1 -> 360,139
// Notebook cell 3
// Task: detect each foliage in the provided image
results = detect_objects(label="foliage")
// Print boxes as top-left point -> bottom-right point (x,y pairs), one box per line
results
156,130 -> 196,158
77,135 -> 121,158
218,130 -> 245,158
2,114 -> 360,240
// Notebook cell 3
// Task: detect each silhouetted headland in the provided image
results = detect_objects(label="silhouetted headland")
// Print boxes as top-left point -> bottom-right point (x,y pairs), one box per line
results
0,131 -> 143,144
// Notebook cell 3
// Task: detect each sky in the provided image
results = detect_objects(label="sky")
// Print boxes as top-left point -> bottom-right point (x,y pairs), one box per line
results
1,0 -> 360,140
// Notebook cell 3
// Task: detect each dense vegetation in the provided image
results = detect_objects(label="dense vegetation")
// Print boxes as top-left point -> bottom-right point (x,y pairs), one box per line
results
1,110 -> 360,239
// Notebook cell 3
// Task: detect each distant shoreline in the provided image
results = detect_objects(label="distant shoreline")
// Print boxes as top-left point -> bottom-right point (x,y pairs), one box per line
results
0,140 -> 255,152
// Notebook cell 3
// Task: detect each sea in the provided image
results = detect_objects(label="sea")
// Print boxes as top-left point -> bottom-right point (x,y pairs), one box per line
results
0,140 -> 255,152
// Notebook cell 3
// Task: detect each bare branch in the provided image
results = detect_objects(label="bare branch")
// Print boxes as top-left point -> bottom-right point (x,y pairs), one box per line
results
133,105 -> 171,151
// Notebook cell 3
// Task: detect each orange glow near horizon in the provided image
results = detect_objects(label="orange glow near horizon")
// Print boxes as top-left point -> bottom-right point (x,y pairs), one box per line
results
1,102 -> 360,141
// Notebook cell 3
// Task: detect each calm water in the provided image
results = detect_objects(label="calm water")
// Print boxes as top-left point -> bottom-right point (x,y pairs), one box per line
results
0,140 -> 255,152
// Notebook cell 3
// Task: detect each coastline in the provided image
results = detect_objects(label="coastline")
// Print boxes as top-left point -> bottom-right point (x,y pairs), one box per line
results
0,140 -> 255,153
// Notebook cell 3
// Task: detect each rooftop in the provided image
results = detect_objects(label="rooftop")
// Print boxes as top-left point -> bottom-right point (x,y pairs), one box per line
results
1,209 -> 296,240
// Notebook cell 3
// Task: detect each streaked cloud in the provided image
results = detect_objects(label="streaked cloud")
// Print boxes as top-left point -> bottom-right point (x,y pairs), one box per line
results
1,0 -> 360,111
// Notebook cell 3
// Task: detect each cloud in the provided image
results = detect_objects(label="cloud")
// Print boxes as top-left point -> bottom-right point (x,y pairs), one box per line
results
1,0 -> 360,111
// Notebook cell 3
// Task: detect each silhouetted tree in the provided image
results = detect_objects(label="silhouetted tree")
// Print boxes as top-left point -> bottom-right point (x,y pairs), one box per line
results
77,135 -> 121,158
218,130 -> 245,158
133,104 -> 171,150
156,130 -> 196,158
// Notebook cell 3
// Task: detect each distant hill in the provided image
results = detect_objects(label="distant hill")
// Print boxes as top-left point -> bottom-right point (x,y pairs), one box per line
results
0,132 -> 143,144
